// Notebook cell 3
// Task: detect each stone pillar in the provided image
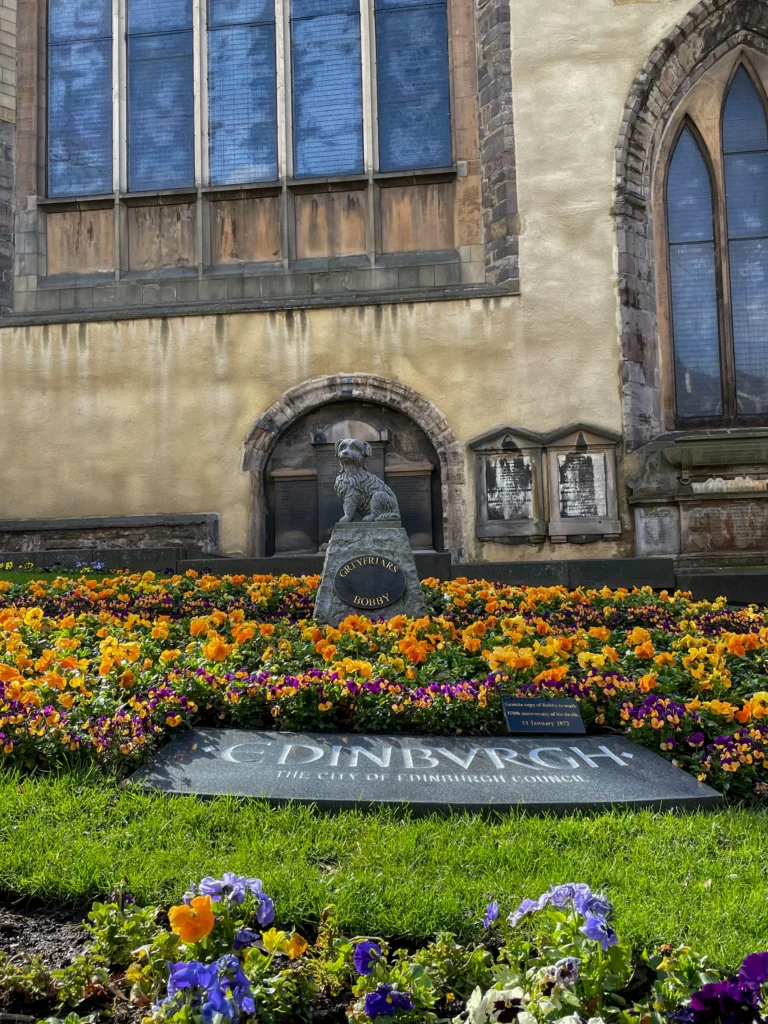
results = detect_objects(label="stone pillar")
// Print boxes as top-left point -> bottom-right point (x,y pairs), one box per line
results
0,0 -> 15,314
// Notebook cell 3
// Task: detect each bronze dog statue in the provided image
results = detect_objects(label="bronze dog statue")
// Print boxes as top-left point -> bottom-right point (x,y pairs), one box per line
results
334,438 -> 401,522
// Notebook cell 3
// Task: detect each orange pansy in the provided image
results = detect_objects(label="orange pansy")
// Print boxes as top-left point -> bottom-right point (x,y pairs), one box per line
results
168,895 -> 215,943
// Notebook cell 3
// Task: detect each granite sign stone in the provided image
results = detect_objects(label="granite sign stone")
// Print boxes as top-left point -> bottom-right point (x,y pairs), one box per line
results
315,522 -> 427,625
130,728 -> 723,812
502,696 -> 585,735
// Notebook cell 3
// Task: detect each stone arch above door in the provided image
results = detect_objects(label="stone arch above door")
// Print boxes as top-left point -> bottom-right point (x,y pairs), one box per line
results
242,374 -> 466,558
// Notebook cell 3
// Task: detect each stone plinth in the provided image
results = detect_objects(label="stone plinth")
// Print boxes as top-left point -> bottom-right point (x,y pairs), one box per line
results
314,521 -> 427,626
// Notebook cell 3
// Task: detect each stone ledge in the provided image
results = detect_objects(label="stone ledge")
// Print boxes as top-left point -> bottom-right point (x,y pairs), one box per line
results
0,282 -> 518,328
0,513 -> 218,532
0,514 -> 220,555
177,551 -> 452,581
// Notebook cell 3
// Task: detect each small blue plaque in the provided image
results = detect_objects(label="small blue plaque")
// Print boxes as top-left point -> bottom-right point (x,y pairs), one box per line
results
502,696 -> 586,735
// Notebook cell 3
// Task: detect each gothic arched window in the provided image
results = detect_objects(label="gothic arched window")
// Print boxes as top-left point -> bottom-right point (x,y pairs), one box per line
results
665,64 -> 768,425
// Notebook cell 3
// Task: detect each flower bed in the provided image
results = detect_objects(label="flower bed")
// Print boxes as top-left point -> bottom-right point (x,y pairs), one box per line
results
0,572 -> 767,799
2,871 -> 766,1024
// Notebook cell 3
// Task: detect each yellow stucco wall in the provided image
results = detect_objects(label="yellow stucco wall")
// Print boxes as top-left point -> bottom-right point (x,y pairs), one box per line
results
0,0 -> 701,559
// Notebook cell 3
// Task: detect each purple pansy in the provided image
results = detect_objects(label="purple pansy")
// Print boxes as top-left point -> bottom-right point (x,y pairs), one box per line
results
167,960 -> 218,996
363,984 -> 414,1018
197,873 -> 275,925
689,978 -> 763,1024
163,954 -> 255,1023
483,900 -> 499,928
580,912 -> 618,951
232,928 -> 261,951
508,895 -> 550,928
354,941 -> 383,976
740,953 -> 768,989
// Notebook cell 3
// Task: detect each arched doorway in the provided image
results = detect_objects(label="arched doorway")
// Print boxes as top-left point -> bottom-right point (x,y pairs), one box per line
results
242,374 -> 466,559
265,400 -> 444,554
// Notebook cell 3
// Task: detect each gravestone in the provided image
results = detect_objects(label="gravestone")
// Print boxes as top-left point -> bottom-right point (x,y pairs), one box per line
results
130,728 -> 723,813
385,460 -> 435,550
468,427 -> 547,543
634,505 -> 681,556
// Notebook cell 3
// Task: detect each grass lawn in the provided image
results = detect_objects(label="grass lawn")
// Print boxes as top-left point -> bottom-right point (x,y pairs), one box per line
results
0,768 -> 765,973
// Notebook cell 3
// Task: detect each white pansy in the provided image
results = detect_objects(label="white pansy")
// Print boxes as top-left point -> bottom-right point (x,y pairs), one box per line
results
461,986 -> 530,1023
462,987 -> 484,1024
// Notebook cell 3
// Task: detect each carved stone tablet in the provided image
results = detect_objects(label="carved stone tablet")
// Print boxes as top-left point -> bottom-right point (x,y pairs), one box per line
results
387,473 -> 433,549
681,500 -> 768,554
130,727 -> 723,812
634,505 -> 681,556
273,478 -> 318,553
486,454 -> 534,521
335,556 -> 407,610
558,451 -> 608,518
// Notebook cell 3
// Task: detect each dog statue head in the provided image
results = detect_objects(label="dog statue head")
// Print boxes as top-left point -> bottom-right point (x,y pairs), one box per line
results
335,437 -> 372,468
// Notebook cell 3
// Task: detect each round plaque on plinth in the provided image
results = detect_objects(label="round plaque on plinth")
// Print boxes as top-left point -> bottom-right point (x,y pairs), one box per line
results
334,555 -> 407,610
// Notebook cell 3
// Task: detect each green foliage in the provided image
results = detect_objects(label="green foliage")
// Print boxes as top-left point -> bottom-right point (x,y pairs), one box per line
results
0,768 -> 766,972
241,947 -> 318,1023
642,945 -> 718,1022
87,895 -> 167,966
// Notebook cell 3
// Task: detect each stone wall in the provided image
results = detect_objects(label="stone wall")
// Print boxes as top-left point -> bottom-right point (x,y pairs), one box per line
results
0,515 -> 220,554
0,0 -> 14,313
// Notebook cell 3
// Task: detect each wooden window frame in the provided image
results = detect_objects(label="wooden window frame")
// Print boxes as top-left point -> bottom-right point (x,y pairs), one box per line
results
655,48 -> 768,430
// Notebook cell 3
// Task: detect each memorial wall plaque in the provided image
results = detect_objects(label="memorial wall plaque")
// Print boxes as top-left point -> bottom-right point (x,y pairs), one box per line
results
130,728 -> 723,812
634,506 -> 681,557
386,472 -> 433,549
468,427 -> 547,542
502,697 -> 585,735
681,500 -> 768,554
545,426 -> 621,543
272,476 -> 318,553
558,451 -> 608,518
335,555 -> 407,609
487,454 -> 534,521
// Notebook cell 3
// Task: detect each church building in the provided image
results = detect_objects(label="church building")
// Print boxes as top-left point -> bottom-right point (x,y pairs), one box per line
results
0,0 -> 767,582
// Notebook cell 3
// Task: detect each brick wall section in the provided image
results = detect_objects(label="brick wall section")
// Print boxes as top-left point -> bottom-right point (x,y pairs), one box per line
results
0,0 -> 14,312
616,0 -> 768,450
475,0 -> 519,287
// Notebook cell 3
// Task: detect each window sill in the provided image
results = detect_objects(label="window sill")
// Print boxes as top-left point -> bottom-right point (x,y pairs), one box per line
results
120,189 -> 197,207
34,168 -> 459,211
38,194 -> 114,213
